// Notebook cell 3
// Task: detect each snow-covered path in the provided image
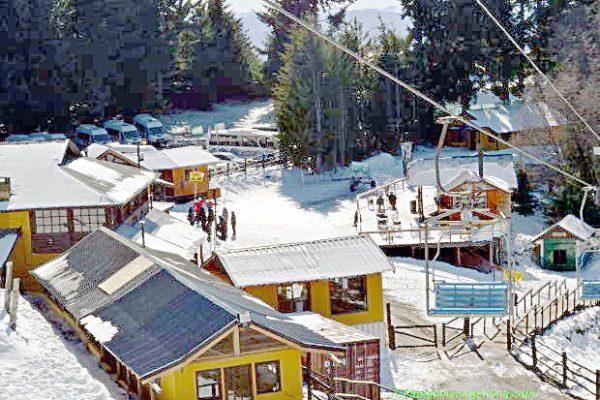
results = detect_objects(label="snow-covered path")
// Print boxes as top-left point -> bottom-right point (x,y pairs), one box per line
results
0,290 -> 125,400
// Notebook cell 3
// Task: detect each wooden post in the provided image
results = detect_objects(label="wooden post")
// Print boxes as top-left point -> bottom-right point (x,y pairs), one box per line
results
442,323 -> 446,347
306,354 -> 312,400
596,370 -> 599,400
534,305 -> 538,329
463,317 -> 470,338
514,293 -> 519,317
433,324 -> 438,348
525,312 -> 529,334
562,352 -> 568,388
386,303 -> 396,350
4,261 -> 13,311
531,336 -> 537,370
541,305 -> 545,328
506,320 -> 512,352
9,277 -> 20,330
554,300 -> 558,323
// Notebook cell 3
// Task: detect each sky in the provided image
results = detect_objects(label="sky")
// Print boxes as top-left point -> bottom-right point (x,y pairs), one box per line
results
227,0 -> 402,14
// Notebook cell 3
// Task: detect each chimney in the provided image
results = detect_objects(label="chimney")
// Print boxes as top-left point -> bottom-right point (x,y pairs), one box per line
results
0,177 -> 11,201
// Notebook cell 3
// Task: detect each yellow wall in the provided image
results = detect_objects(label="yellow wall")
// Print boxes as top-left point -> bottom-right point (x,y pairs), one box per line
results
244,274 -> 384,326
158,347 -> 302,400
0,211 -> 59,290
171,165 -> 210,198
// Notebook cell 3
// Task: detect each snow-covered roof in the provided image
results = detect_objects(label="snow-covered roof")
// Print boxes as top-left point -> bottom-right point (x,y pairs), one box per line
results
0,229 -> 18,269
407,153 -> 517,191
116,208 -> 206,260
62,158 -> 157,205
217,236 -> 394,288
468,102 -> 567,134
123,146 -> 221,170
288,312 -> 377,344
0,140 -> 156,210
532,214 -> 596,242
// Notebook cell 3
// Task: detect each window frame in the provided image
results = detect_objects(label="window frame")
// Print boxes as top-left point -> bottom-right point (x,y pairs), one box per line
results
329,275 -> 368,315
255,360 -> 281,395
72,207 -> 107,233
33,209 -> 69,234
196,369 -> 222,400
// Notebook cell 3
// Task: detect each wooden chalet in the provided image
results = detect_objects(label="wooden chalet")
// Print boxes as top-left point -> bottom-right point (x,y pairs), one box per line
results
0,140 -> 157,289
88,143 -> 222,201
31,228 -> 347,400
208,236 -> 394,342
532,215 -> 596,271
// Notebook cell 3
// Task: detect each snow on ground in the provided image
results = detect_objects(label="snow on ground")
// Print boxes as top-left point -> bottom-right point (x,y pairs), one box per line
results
160,99 -> 273,133
0,290 -> 125,400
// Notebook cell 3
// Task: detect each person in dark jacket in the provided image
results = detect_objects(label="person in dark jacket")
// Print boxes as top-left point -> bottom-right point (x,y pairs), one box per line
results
187,207 -> 194,226
388,192 -> 397,211
231,211 -> 237,237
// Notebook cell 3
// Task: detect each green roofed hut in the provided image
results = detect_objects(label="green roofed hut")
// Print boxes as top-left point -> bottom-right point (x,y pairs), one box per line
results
532,215 -> 596,271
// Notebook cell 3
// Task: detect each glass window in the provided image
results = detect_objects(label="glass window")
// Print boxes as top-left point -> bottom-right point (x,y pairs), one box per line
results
73,208 -> 106,232
329,276 -> 368,314
255,361 -> 281,394
224,365 -> 251,400
196,369 -> 221,400
185,169 -> 194,181
277,283 -> 309,313
34,209 -> 69,233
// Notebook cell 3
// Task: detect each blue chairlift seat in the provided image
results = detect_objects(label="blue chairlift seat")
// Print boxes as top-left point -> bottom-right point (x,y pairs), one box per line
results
430,281 -> 509,316
581,280 -> 600,300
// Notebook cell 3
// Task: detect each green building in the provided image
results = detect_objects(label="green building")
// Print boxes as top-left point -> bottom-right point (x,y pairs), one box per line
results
532,215 -> 595,271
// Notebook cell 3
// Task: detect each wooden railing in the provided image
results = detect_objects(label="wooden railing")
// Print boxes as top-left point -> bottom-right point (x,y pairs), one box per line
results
514,279 -> 568,319
507,284 -> 600,400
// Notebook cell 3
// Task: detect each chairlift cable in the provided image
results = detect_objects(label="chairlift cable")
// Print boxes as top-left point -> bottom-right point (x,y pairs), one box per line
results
261,0 -> 594,189
473,0 -> 600,144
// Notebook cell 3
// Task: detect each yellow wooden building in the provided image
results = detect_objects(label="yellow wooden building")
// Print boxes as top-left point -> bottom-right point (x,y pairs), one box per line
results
88,143 -> 221,201
32,228 -> 344,400
211,236 -> 394,340
0,140 -> 157,289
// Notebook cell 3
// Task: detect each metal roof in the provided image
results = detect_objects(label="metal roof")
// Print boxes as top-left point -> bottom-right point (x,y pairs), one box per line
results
32,228 -> 343,379
0,229 -> 19,269
217,235 -> 394,288
532,214 -> 596,242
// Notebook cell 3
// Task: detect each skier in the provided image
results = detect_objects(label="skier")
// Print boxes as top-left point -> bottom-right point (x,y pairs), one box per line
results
231,211 -> 237,237
388,192 -> 397,211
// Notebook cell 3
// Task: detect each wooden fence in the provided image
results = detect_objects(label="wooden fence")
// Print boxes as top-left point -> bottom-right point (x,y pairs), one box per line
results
507,284 -> 600,400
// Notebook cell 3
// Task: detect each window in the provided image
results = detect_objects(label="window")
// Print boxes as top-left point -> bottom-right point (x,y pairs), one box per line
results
185,169 -> 194,182
34,209 -> 69,233
255,361 -> 281,394
73,208 -> 106,232
329,276 -> 368,314
553,249 -> 568,266
224,365 -> 252,400
196,369 -> 221,400
277,283 -> 309,313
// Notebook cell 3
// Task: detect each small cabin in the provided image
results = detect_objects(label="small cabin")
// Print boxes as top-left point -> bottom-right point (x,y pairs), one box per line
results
210,236 -> 394,341
532,215 -> 595,271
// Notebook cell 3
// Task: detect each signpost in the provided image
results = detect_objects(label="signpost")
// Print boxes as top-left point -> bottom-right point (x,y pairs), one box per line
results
189,171 -> 206,200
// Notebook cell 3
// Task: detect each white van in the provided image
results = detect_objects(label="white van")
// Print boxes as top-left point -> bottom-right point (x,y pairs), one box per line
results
75,124 -> 112,148
133,114 -> 168,148
103,120 -> 143,144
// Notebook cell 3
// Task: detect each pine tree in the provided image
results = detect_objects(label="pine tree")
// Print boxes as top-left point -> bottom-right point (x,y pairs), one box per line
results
514,169 -> 536,215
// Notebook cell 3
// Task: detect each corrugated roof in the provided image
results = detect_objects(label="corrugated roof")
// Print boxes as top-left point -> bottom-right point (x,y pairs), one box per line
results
532,214 -> 595,242
288,312 -> 377,344
32,228 -> 343,379
468,102 -> 567,134
217,236 -> 394,288
407,153 -> 517,191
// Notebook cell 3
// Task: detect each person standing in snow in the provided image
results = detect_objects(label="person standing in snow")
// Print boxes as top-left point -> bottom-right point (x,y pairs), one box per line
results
376,195 -> 385,210
207,208 -> 215,236
199,207 -> 207,231
187,207 -> 194,226
388,192 -> 397,211
231,211 -> 237,238
353,210 -> 359,227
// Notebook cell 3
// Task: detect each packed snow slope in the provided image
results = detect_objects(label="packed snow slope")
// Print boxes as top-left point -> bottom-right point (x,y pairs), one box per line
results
0,290 -> 125,400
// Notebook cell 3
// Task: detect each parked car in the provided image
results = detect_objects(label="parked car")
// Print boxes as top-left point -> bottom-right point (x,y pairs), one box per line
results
103,120 -> 143,144
74,124 -> 112,148
133,114 -> 168,148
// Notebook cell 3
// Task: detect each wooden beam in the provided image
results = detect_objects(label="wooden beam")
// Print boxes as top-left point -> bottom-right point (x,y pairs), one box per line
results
233,325 -> 240,356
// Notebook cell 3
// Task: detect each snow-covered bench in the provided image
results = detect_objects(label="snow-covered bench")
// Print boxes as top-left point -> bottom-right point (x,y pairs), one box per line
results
430,281 -> 509,316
